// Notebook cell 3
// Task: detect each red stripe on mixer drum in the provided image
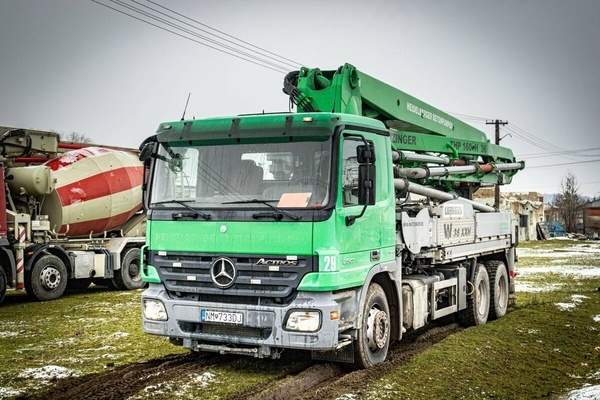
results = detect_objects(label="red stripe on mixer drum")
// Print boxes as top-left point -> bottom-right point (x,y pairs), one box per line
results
55,166 -> 143,206
58,207 -> 140,236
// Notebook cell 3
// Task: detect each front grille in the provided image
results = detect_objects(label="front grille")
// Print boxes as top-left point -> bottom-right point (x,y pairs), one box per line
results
150,251 -> 315,300
178,321 -> 271,340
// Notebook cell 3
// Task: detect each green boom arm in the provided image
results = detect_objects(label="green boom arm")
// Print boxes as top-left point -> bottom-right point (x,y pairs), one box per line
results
283,63 -> 522,187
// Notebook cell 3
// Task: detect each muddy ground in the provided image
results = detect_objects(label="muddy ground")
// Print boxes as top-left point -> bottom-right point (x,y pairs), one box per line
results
23,324 -> 461,400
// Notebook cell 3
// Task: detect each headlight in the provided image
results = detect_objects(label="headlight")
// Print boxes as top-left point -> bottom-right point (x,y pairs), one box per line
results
285,311 -> 321,332
143,299 -> 168,321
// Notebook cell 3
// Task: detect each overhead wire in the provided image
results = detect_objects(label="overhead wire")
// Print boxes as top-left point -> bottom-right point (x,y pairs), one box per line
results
110,0 -> 291,72
446,111 -> 594,167
145,0 -> 303,68
526,159 -> 600,169
90,0 -> 301,74
519,147 -> 600,159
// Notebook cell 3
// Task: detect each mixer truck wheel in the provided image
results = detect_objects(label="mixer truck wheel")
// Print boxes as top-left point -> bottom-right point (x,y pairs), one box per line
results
458,262 -> 490,327
354,283 -> 390,368
0,268 -> 7,304
25,254 -> 68,301
113,248 -> 145,290
486,261 -> 509,320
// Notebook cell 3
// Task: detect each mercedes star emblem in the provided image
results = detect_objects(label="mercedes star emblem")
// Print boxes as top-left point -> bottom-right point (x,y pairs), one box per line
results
210,258 -> 237,288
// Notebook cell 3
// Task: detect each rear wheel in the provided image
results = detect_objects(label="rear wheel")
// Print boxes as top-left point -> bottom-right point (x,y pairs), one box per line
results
0,268 -> 7,304
458,263 -> 490,327
486,261 -> 509,320
354,283 -> 390,368
25,254 -> 68,301
113,248 -> 145,290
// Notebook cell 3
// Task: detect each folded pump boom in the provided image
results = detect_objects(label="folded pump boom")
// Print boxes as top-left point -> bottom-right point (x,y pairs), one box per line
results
284,63 -> 523,196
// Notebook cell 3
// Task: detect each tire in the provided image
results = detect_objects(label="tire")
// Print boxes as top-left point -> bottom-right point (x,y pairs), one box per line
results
458,263 -> 490,327
486,261 -> 509,320
354,283 -> 391,368
25,254 -> 68,301
66,278 -> 92,291
113,248 -> 145,290
0,267 -> 7,304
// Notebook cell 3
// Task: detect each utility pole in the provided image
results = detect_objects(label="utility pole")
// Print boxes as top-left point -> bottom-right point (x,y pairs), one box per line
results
486,119 -> 508,210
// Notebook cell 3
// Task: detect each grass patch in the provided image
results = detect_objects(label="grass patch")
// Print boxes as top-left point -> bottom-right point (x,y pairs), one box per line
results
368,240 -> 600,400
1,239 -> 599,399
0,286 -> 187,397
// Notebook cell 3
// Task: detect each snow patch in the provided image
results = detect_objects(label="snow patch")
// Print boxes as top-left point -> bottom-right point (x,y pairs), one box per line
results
517,266 -> 600,279
0,330 -> 19,338
336,395 -> 358,400
593,315 -> 600,323
565,384 -> 600,400
18,365 -> 77,380
0,387 -> 22,398
556,295 -> 589,311
194,371 -> 217,388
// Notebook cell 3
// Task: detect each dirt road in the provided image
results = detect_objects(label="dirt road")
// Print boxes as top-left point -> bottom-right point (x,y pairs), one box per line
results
28,324 -> 461,400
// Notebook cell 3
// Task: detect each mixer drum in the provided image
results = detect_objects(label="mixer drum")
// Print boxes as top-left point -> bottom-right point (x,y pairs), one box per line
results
41,147 -> 144,237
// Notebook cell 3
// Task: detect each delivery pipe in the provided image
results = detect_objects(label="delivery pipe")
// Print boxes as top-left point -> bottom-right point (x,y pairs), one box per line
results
394,178 -> 496,213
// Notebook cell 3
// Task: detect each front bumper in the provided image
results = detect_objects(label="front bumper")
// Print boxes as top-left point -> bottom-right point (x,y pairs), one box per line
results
142,284 -> 342,356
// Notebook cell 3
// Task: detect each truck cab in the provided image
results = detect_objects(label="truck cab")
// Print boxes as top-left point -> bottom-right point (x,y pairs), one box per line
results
141,112 -> 400,365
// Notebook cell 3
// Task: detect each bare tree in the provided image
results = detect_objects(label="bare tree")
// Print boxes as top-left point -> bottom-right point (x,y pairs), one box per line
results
60,131 -> 93,144
553,171 -> 585,232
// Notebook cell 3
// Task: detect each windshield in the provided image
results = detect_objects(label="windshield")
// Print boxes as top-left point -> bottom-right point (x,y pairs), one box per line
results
149,138 -> 332,210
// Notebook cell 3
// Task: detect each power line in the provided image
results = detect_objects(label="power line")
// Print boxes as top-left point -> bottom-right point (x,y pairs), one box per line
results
90,0 -> 299,74
526,159 -> 600,169
518,147 -> 600,159
110,0 -> 291,72
145,0 -> 303,68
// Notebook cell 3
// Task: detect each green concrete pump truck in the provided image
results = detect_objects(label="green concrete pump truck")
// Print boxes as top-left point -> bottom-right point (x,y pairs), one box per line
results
139,63 -> 524,368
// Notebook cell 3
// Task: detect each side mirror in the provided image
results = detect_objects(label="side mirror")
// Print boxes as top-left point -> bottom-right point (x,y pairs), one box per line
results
357,144 -> 376,163
139,142 -> 154,163
358,164 -> 376,205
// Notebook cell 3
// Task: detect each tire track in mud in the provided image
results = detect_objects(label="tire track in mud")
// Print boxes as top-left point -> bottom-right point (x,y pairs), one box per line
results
25,323 -> 461,400
25,352 -> 229,400
229,323 -> 462,400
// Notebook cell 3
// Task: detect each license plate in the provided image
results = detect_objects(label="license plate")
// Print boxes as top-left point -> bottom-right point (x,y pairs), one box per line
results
201,309 -> 243,325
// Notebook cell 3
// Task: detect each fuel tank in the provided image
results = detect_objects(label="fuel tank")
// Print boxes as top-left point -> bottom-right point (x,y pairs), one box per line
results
40,147 -> 144,237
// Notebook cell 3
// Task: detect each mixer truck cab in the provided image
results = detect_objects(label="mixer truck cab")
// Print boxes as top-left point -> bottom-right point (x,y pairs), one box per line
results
140,64 -> 522,368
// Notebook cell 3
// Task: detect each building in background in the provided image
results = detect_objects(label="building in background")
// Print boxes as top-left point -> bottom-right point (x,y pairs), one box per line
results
474,189 -> 544,241
583,198 -> 600,239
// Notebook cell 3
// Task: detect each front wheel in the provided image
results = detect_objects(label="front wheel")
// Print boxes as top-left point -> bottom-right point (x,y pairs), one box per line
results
113,248 -> 145,290
25,254 -> 68,301
354,283 -> 391,368
458,263 -> 490,327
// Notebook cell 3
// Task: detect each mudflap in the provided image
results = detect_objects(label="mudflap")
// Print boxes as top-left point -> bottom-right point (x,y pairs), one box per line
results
311,341 -> 354,363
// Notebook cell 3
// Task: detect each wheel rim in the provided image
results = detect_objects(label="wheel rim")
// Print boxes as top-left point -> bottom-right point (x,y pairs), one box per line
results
476,279 -> 489,317
128,261 -> 140,281
366,306 -> 389,352
498,274 -> 508,308
40,266 -> 62,290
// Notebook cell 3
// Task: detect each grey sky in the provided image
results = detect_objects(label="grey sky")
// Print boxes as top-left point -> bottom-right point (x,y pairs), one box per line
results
1,0 -> 599,197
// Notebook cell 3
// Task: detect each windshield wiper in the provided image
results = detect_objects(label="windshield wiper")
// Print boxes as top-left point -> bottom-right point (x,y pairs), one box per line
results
223,199 -> 301,221
151,199 -> 211,220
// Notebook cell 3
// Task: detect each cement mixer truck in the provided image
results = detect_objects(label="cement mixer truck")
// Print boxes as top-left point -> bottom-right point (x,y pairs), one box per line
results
139,63 -> 524,368
0,127 -> 146,304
